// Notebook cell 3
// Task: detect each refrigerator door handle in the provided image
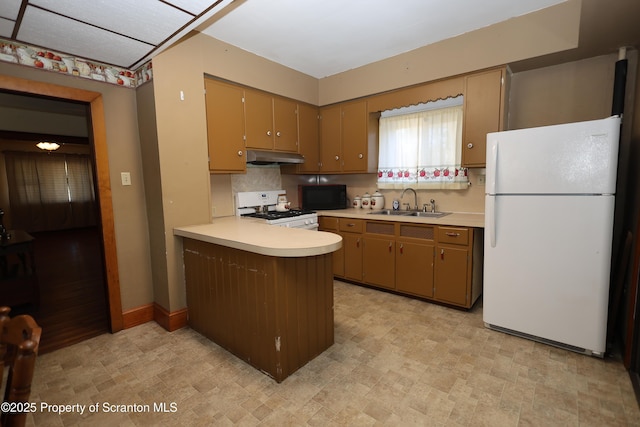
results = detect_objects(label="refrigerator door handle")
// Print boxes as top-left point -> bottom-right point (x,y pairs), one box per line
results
489,141 -> 498,194
487,196 -> 496,248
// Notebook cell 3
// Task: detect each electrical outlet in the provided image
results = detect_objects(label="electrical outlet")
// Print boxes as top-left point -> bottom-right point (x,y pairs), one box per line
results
121,172 -> 132,186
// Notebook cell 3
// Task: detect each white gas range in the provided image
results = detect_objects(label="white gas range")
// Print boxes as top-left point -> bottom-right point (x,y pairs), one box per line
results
235,190 -> 319,230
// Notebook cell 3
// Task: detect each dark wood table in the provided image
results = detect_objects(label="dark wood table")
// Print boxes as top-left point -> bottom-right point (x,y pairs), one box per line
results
1,230 -> 38,307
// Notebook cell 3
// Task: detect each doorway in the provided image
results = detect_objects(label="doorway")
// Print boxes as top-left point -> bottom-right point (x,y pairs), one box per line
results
0,74 -> 123,343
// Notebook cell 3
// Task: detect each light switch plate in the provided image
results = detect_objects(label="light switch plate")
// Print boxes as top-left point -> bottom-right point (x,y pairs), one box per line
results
121,172 -> 132,186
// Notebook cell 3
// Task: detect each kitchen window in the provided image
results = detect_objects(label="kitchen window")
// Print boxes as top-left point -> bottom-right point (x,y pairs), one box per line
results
377,96 -> 468,189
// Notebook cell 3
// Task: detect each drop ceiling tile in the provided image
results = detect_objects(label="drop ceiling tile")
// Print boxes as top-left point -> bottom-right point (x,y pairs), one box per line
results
29,0 -> 193,45
18,7 -> 151,67
0,18 -> 14,39
0,0 -> 21,20
165,0 -> 215,15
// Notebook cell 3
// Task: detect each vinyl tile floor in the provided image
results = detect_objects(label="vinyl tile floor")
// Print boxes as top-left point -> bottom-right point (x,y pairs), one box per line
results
27,280 -> 640,426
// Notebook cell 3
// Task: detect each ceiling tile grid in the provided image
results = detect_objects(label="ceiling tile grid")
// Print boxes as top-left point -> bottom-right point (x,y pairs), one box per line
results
168,0 -> 219,15
19,7 -> 152,69
28,0 -> 195,45
1,0 -> 231,69
0,0 -> 21,21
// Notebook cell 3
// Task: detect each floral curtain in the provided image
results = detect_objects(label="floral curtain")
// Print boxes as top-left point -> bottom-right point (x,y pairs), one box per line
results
377,102 -> 468,189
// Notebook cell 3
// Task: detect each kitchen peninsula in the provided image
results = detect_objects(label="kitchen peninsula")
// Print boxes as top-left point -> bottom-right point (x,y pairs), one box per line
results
174,217 -> 342,383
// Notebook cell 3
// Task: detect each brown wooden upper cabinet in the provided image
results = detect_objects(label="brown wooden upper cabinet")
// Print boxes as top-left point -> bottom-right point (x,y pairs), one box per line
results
319,99 -> 374,173
462,68 -> 508,167
204,78 -> 246,173
245,89 -> 298,152
296,103 -> 321,173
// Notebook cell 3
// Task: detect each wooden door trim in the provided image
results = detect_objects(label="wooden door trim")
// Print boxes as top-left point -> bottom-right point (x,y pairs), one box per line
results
0,74 -> 124,332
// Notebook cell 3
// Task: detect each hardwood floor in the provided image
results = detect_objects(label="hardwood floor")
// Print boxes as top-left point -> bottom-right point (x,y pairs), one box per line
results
6,227 -> 109,354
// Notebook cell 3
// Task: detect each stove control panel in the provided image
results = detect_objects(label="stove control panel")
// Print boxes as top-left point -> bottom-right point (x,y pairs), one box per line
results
236,190 -> 285,215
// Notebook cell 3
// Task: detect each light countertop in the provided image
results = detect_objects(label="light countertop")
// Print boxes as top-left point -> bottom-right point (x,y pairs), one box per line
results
174,216 -> 342,258
317,208 -> 485,228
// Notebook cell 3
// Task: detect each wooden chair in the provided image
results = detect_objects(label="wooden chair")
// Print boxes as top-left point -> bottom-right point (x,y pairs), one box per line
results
0,306 -> 41,427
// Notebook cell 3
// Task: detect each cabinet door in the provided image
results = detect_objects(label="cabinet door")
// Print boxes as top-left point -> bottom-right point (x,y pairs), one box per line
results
244,89 -> 274,150
343,233 -> 362,281
319,104 -> 342,172
297,103 -> 320,173
341,100 -> 368,172
273,97 -> 298,152
462,69 -> 504,167
319,218 -> 343,276
204,79 -> 246,173
434,246 -> 469,306
363,236 -> 395,290
396,241 -> 434,298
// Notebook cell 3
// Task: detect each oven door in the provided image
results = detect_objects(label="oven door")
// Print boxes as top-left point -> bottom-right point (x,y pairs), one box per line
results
270,219 -> 319,230
296,222 -> 319,230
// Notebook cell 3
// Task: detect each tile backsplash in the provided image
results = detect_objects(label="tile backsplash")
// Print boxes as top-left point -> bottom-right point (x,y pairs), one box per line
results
211,166 -> 485,218
281,169 -> 486,213
230,165 -> 283,193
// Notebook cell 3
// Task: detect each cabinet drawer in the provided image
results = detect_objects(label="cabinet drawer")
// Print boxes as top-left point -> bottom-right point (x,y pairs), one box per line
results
365,221 -> 395,236
399,224 -> 434,241
438,227 -> 469,246
319,217 -> 339,231
339,218 -> 364,233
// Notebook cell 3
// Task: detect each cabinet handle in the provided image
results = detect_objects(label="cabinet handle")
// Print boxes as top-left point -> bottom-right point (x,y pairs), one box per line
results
440,248 -> 445,260
400,243 -> 404,255
237,150 -> 243,156
266,130 -> 272,136
335,155 -> 340,161
358,153 -> 363,159
445,232 -> 461,237
388,242 -> 393,253
356,238 -> 360,248
467,143 -> 473,149
276,131 -> 281,137
347,223 -> 355,227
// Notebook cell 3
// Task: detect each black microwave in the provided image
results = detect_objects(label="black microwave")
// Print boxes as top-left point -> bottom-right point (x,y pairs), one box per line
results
299,185 -> 347,210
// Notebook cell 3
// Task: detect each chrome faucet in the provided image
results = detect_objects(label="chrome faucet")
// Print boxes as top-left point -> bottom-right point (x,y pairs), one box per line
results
422,199 -> 436,212
401,188 -> 418,211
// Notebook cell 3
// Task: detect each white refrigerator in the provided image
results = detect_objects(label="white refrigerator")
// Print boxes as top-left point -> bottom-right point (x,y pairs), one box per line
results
483,116 -> 621,356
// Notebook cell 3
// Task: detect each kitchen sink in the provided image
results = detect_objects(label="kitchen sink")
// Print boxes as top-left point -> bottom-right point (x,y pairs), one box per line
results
407,211 -> 451,218
368,209 -> 451,218
369,209 -> 410,215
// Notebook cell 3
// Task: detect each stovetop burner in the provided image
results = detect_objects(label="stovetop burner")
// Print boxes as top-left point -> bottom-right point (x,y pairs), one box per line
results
242,209 -> 315,220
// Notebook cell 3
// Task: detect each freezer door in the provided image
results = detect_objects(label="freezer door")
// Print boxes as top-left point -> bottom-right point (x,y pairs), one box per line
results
486,116 -> 620,195
483,194 -> 614,354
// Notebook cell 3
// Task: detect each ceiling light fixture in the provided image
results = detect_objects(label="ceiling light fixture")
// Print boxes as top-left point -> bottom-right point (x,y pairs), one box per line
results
36,141 -> 60,151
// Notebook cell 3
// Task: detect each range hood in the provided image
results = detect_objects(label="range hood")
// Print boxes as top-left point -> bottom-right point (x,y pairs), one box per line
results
246,149 -> 305,165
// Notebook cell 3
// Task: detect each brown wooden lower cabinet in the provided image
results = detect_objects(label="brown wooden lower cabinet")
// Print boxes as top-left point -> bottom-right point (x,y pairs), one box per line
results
182,238 -> 334,383
362,236 -> 395,289
319,217 -> 483,309
396,240 -> 435,298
